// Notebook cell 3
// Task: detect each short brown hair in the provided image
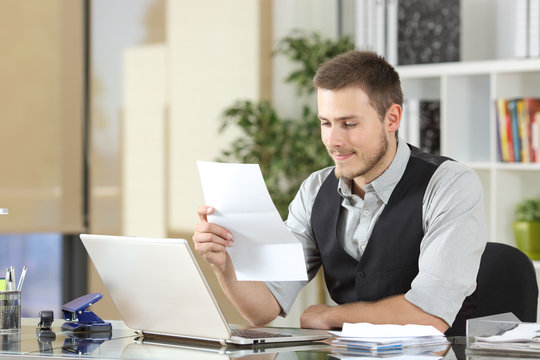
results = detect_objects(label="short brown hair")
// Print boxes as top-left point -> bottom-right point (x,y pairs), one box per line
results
313,50 -> 403,120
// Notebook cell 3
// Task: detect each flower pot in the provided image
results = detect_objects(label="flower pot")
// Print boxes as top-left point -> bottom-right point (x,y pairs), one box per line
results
513,221 -> 540,260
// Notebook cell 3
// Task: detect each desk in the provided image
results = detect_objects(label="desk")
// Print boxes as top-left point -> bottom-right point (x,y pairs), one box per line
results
0,318 -> 474,359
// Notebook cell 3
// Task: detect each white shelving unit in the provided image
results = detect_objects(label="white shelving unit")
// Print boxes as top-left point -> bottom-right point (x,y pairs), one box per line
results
398,58 -> 540,320
397,58 -> 540,247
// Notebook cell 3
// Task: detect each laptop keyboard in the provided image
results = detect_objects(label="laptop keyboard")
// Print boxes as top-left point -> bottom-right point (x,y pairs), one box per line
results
231,329 -> 292,339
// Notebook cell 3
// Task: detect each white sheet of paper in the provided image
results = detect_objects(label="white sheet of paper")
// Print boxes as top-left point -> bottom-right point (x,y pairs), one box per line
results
197,161 -> 308,281
330,322 -> 444,338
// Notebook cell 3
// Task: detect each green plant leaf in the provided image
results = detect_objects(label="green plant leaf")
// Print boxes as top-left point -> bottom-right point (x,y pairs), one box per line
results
515,198 -> 540,222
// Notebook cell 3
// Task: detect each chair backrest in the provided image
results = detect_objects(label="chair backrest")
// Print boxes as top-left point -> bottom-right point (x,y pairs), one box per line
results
475,242 -> 538,322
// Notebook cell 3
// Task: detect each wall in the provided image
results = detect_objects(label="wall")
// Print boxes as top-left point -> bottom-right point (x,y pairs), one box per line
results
168,0 -> 261,234
0,0 -> 83,233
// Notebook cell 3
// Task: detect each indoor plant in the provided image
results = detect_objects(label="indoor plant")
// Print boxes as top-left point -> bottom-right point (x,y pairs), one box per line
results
218,30 -> 354,219
513,197 -> 540,260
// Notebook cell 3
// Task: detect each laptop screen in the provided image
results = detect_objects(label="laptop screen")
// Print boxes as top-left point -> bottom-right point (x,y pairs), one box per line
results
80,234 -> 232,342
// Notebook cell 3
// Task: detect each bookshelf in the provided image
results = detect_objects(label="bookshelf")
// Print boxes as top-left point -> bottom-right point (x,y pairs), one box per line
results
397,58 -> 540,247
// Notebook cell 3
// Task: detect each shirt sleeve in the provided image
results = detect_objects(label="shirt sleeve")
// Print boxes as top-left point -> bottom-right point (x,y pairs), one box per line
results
265,168 -> 333,316
405,161 -> 488,326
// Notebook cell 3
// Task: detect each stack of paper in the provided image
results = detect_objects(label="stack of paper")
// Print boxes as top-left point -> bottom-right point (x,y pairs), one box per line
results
469,322 -> 540,355
330,323 -> 449,357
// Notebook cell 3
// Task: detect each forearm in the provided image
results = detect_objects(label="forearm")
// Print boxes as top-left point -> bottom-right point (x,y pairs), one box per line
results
213,256 -> 281,326
301,295 -> 449,333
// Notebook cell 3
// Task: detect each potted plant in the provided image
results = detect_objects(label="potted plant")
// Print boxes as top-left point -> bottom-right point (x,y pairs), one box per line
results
218,30 -> 354,219
513,197 -> 540,260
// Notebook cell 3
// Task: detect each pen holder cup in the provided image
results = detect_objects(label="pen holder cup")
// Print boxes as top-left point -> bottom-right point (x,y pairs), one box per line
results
0,332 -> 21,353
0,291 -> 21,333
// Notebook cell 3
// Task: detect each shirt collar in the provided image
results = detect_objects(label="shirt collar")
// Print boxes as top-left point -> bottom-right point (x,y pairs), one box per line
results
337,138 -> 410,204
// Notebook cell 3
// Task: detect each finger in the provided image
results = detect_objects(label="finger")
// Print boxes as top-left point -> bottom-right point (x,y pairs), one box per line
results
195,244 -> 226,263
197,205 -> 214,222
193,230 -> 233,248
194,242 -> 229,266
194,240 -> 225,254
194,222 -> 233,245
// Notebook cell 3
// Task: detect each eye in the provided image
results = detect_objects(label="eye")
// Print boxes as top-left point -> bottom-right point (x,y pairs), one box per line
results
344,122 -> 357,128
320,120 -> 331,127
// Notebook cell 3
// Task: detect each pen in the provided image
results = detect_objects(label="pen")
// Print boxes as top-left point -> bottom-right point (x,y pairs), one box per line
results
10,266 -> 15,288
10,266 -> 16,291
17,266 -> 27,291
6,270 -> 14,291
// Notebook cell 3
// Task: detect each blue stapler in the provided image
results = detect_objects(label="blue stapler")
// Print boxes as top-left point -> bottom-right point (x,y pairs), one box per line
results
61,293 -> 112,334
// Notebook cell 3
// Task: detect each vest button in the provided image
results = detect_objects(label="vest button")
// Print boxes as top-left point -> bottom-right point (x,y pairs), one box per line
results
358,271 -> 366,279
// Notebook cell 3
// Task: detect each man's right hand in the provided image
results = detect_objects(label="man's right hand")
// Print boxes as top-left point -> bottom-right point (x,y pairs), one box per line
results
192,206 -> 282,326
193,205 -> 234,273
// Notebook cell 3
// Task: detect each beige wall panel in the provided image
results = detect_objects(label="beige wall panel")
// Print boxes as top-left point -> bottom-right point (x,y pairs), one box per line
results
0,0 -> 83,233
272,0 -> 338,119
167,0 -> 260,234
122,44 -> 167,237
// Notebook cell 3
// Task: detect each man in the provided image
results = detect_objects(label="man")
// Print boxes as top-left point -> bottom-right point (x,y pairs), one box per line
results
193,50 -> 487,335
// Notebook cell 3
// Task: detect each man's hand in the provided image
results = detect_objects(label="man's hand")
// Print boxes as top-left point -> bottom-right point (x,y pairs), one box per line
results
193,205 -> 233,274
300,295 -> 449,333
300,304 -> 337,329
192,205 -> 282,326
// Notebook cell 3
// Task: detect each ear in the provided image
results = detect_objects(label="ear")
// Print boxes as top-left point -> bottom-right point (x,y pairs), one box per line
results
385,104 -> 402,133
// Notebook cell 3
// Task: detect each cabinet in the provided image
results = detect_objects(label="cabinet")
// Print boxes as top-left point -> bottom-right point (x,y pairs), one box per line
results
397,59 -> 540,249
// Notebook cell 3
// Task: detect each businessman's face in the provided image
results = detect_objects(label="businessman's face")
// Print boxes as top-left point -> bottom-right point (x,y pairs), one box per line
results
318,86 -> 396,184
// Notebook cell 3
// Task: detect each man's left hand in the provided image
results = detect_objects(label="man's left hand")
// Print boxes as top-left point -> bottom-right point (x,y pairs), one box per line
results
300,304 -> 336,329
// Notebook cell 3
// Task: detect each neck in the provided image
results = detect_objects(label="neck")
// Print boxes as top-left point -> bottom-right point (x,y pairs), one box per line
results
352,137 -> 398,198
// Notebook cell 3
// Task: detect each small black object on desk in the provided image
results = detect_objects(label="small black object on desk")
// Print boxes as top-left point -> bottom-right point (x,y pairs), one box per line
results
61,293 -> 112,335
36,310 -> 56,353
36,310 -> 56,340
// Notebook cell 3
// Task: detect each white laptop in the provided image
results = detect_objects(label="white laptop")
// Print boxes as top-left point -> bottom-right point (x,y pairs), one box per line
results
79,234 -> 329,345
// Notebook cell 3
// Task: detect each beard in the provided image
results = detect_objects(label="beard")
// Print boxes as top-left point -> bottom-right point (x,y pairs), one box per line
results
330,130 -> 389,181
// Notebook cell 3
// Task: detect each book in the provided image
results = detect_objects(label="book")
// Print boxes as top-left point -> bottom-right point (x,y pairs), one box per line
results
419,100 -> 440,155
386,0 -> 398,65
355,0 -> 386,54
508,99 -> 522,162
496,99 -> 511,162
354,0 -> 369,50
373,0 -> 386,55
493,0 -> 529,59
404,98 -> 420,147
402,99 -> 440,155
495,98 -> 540,163
524,98 -> 540,163
517,99 -> 530,163
530,0 -> 540,57
531,111 -> 540,163
396,0 -> 460,65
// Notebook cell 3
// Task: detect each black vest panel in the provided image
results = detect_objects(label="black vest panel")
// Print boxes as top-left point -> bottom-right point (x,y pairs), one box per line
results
310,145 -> 475,335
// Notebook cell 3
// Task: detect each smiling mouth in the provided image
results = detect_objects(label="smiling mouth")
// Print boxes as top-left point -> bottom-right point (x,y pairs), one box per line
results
332,152 -> 354,161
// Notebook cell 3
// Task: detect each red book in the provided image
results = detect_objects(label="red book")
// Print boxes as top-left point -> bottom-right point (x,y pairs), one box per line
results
523,98 -> 540,163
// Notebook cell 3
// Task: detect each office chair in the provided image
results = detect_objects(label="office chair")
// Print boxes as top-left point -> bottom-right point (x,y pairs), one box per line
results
474,242 -> 538,322
448,242 -> 538,336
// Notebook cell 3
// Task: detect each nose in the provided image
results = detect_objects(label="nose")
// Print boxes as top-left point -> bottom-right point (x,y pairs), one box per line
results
323,125 -> 344,148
